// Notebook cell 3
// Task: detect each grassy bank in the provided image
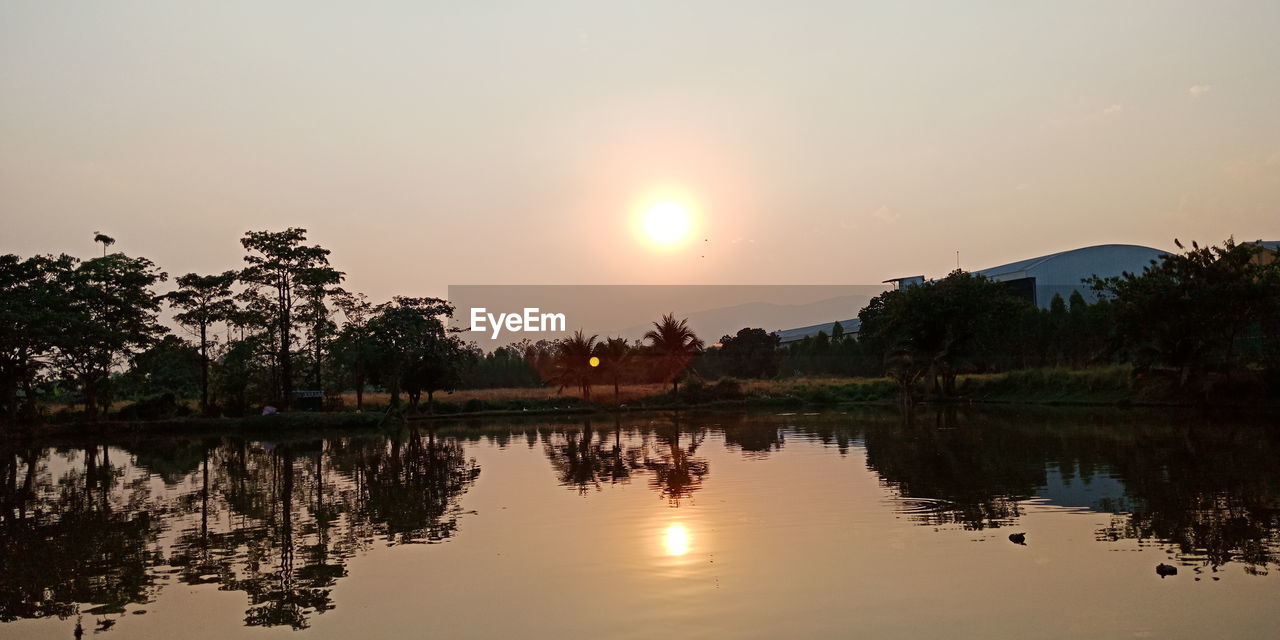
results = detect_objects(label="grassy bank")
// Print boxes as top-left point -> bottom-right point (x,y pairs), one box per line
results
11,366 -> 1270,436
956,366 -> 1140,405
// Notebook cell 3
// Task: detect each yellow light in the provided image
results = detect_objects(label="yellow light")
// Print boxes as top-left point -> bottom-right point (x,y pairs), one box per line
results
663,523 -> 690,556
642,202 -> 691,245
589,356 -> 600,368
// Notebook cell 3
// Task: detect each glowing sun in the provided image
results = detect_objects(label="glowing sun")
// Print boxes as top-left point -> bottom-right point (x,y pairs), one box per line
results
642,202 -> 692,245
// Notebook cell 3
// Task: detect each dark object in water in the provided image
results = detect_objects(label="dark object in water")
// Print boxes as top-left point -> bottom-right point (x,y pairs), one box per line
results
1008,532 -> 1026,545
1156,563 -> 1178,577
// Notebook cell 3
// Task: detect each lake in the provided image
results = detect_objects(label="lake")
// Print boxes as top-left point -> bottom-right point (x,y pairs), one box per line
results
2,407 -> 1278,639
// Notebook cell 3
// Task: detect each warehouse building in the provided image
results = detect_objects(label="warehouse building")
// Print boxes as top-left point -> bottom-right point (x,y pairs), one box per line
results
972,243 -> 1168,308
774,243 -> 1171,342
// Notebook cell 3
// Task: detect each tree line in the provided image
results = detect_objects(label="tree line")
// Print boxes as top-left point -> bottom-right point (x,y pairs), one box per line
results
0,229 -> 709,421
707,237 -> 1278,403
2,234 -> 1276,421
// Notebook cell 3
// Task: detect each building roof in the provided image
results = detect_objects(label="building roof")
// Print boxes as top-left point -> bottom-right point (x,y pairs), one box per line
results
772,242 -> 1180,336
975,243 -> 1168,283
774,318 -> 861,345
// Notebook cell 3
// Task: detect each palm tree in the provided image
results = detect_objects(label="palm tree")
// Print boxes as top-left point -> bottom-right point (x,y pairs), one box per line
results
93,231 -> 115,256
642,313 -> 704,394
593,337 -> 633,403
554,330 -> 598,401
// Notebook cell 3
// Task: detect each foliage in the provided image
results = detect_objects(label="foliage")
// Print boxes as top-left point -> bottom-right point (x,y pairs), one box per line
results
701,327 -> 781,379
0,254 -> 78,420
164,271 -> 237,414
365,297 -> 460,410
237,228 -> 344,409
57,253 -> 169,417
642,313 -> 704,393
1090,238 -> 1280,390
592,337 -> 634,402
858,270 -> 1031,403
551,330 -> 598,401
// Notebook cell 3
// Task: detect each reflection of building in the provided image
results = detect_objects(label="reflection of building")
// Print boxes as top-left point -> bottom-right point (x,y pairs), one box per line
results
1034,465 -> 1130,512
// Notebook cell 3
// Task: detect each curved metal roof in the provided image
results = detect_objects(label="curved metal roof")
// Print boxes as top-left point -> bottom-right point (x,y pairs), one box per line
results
975,243 -> 1168,284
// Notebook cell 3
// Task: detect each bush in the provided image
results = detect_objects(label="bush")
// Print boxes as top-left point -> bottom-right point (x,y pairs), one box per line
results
115,393 -> 191,420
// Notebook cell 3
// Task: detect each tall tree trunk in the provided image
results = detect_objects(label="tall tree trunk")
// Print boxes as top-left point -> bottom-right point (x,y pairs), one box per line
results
83,373 -> 98,420
279,292 -> 293,410
200,323 -> 210,415
313,319 -> 324,391
5,376 -> 18,422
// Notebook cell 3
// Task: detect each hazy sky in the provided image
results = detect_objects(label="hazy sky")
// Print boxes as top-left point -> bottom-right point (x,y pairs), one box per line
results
2,1 -> 1278,301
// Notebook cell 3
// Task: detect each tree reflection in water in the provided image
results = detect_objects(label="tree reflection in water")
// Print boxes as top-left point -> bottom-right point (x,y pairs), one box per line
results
542,417 -> 643,495
537,408 -> 1280,575
858,408 -> 1280,574
0,428 -> 480,631
0,445 -> 160,623
642,414 -> 709,506
542,414 -> 709,505
1,409 -> 1279,634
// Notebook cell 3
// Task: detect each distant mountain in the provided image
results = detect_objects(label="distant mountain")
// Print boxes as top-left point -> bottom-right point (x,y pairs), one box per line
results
449,284 -> 885,350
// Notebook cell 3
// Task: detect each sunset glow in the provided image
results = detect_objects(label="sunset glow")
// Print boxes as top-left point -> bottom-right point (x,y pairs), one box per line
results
642,202 -> 692,246
663,523 -> 691,556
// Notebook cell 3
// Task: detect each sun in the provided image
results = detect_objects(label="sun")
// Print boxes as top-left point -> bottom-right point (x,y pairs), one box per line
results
642,201 -> 692,245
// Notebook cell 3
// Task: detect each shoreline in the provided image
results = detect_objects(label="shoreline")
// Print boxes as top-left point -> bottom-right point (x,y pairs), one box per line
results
3,392 -> 1275,441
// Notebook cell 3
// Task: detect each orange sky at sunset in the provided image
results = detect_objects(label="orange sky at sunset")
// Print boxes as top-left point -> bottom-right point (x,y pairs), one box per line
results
2,2 -> 1277,302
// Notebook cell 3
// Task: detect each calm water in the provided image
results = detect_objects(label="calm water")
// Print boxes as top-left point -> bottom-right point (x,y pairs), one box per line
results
2,408 -> 1279,639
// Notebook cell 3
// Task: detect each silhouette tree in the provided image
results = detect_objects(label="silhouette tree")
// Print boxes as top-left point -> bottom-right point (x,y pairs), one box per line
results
366,297 -> 455,408
713,327 -> 781,378
553,330 -> 598,401
1090,237 -> 1280,389
331,293 -> 375,410
58,253 -> 168,417
92,232 -> 115,257
858,270 -> 1027,403
0,254 -> 77,421
643,313 -> 704,393
593,337 -> 633,403
164,271 -> 238,414
238,229 -> 344,410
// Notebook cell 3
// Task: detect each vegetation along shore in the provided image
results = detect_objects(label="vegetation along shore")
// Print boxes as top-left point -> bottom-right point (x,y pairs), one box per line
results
2,232 -> 1278,430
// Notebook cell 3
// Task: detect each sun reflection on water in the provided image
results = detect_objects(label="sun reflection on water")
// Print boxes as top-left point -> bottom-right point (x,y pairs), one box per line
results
664,523 -> 691,556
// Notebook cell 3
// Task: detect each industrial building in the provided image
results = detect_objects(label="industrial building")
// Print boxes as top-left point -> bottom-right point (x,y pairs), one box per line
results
971,243 -> 1168,308
774,243 -> 1173,344
775,318 -> 861,347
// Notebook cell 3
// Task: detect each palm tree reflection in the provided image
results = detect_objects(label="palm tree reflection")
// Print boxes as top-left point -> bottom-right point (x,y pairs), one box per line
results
543,418 -> 641,494
543,414 -> 709,506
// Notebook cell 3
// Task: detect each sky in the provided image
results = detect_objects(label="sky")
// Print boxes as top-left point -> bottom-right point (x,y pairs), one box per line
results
2,1 -> 1278,302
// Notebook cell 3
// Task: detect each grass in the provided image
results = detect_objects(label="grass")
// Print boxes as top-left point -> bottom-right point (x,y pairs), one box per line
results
24,366 -> 1266,431
956,365 -> 1138,404
337,376 -> 902,414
